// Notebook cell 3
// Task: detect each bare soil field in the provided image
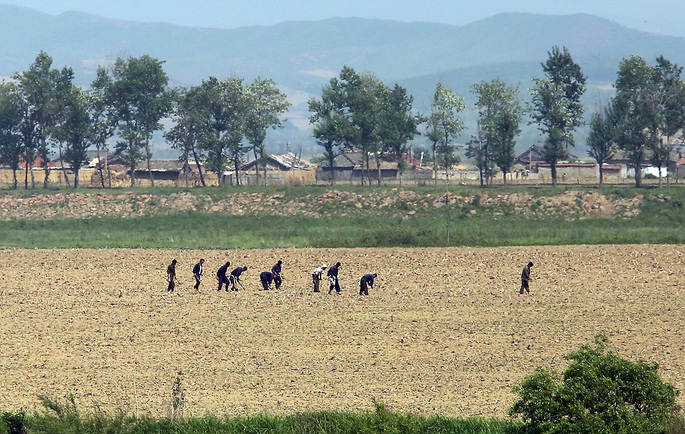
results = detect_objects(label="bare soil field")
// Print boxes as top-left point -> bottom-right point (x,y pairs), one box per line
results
0,245 -> 683,419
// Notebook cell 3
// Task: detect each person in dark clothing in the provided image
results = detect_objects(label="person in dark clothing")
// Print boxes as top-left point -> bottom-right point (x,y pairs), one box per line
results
520,262 -> 534,294
359,273 -> 377,296
230,266 -> 248,291
216,261 -> 231,292
166,259 -> 177,292
260,271 -> 274,291
271,260 -> 283,289
193,259 -> 205,292
327,262 -> 341,294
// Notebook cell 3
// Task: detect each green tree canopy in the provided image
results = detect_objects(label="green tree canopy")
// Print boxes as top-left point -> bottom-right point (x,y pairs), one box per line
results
510,335 -> 681,434
0,81 -> 24,189
426,83 -> 464,184
530,46 -> 586,185
244,77 -> 290,185
468,78 -> 523,186
104,55 -> 171,187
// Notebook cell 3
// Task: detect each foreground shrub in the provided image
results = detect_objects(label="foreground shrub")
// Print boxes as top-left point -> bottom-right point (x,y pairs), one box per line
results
509,335 -> 681,433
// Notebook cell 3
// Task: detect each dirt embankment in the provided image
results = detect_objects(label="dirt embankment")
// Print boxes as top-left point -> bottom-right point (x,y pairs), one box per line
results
0,245 -> 683,418
0,190 -> 655,221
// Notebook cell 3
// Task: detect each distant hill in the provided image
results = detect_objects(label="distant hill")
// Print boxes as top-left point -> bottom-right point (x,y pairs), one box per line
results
2,5 -> 685,156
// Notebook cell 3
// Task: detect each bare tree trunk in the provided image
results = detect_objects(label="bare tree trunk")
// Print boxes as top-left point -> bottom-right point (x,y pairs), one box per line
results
58,143 -> 71,188
635,165 -> 642,188
599,166 -> 604,186
551,162 -> 558,186
106,160 -> 112,188
74,168 -> 80,188
233,157 -> 241,186
376,153 -> 382,186
192,149 -> 205,186
146,158 -> 155,187
12,169 -> 17,190
97,149 -> 106,188
432,143 -> 437,186
42,165 -> 49,189
253,148 -> 259,186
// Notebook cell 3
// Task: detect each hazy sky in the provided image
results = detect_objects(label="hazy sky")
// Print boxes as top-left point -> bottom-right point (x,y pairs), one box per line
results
3,0 -> 685,37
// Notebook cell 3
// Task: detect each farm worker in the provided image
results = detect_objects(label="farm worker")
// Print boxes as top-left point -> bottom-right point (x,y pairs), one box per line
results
327,262 -> 341,294
193,259 -> 205,291
271,260 -> 283,289
260,271 -> 275,291
166,259 -> 177,292
312,264 -> 327,292
359,273 -> 377,296
519,261 -> 534,294
230,266 -> 248,291
216,261 -> 231,291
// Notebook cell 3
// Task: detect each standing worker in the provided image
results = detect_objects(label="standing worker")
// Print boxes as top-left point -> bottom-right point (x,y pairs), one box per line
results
312,264 -> 327,292
519,261 -> 534,294
359,273 -> 377,296
271,260 -> 283,289
260,271 -> 274,291
230,266 -> 248,291
216,261 -> 231,292
327,262 -> 341,294
166,259 -> 177,292
192,258 -> 205,292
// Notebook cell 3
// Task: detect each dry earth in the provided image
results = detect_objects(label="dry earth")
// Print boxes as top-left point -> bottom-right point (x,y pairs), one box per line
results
0,245 -> 683,419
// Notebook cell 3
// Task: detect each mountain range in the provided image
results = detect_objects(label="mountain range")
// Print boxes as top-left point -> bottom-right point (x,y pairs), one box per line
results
2,4 -> 685,156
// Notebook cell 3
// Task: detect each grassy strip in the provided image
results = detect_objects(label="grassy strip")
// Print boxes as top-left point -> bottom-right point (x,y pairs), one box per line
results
0,184 -> 683,249
2,402 -> 524,434
0,207 -> 684,249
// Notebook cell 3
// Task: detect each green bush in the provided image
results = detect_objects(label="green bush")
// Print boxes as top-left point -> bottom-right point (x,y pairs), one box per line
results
509,335 -> 681,433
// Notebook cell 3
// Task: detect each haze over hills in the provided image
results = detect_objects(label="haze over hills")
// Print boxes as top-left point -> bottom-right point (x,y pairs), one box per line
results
2,4 -> 685,156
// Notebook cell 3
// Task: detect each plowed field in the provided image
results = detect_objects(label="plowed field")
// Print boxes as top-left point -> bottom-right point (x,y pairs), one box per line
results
0,245 -> 683,418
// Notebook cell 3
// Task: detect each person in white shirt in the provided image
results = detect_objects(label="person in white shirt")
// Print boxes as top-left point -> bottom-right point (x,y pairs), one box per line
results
312,264 -> 327,292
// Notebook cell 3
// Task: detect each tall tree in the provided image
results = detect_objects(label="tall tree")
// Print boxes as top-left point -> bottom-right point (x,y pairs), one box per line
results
309,67 -> 406,186
469,78 -> 523,185
378,84 -> 421,185
186,77 -> 249,185
165,87 -> 208,187
586,106 -> 617,186
105,55 -> 170,187
0,82 -> 24,189
308,92 -> 353,185
339,67 -> 388,186
14,51 -> 61,189
90,67 -> 117,188
426,83 -> 464,185
609,55 -> 685,187
244,77 -> 290,185
530,46 -> 586,185
48,66 -> 80,187
652,56 -> 685,186
57,87 -> 93,189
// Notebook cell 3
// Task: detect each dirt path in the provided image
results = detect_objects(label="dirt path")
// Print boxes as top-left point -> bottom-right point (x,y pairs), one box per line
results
0,245 -> 683,419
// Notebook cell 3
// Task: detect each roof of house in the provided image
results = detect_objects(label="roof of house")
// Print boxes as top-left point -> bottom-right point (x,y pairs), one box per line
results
241,152 -> 314,171
516,145 -> 579,165
133,160 -> 188,172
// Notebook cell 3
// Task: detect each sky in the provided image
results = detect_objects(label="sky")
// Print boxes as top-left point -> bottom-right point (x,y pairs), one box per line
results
3,0 -> 685,38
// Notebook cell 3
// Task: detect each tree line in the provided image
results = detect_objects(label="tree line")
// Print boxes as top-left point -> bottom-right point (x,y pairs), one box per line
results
310,47 -> 685,188
0,51 -> 289,189
1,47 -> 684,189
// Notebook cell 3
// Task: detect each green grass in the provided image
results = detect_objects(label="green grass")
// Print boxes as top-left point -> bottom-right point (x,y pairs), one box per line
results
1,184 -> 684,249
0,210 -> 683,249
2,400 -> 526,434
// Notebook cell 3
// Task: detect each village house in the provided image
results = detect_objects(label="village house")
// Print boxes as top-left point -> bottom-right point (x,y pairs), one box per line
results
232,152 -> 316,185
